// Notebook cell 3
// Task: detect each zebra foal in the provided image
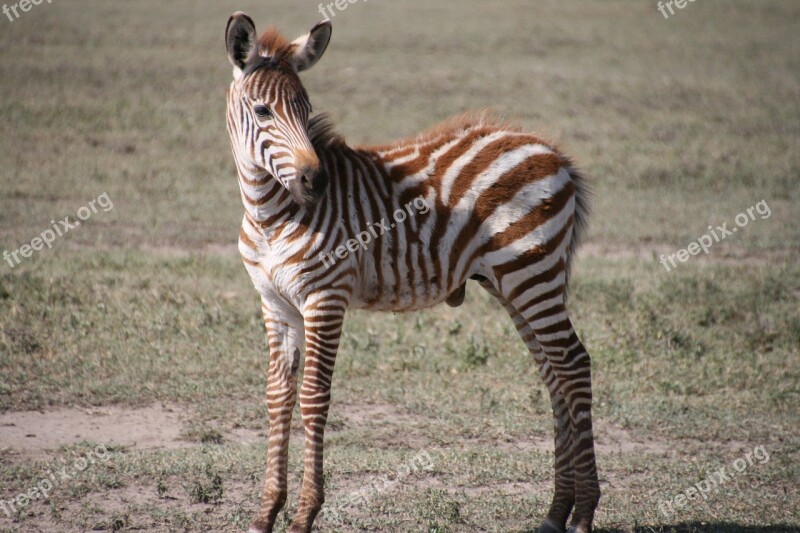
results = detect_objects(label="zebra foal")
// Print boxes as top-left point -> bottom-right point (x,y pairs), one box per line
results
224,13 -> 600,533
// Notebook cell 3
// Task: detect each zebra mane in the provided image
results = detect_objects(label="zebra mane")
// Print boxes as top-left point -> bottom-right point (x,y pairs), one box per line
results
415,109 -> 521,142
309,113 -> 346,150
364,109 -> 522,152
258,27 -> 294,60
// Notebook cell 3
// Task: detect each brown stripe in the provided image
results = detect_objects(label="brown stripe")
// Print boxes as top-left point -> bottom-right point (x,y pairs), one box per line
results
493,216 -> 573,286
446,135 -> 545,208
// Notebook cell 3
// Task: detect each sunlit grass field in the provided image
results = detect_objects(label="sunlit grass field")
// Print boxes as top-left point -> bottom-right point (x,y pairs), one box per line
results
1,0 -> 798,531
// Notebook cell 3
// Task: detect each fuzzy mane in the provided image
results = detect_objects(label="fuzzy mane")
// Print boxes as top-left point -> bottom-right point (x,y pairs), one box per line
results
417,109 -> 522,141
309,114 -> 346,150
367,110 -> 521,151
258,27 -> 296,60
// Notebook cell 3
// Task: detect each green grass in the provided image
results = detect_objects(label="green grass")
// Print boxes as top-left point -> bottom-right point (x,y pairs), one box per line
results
0,0 -> 798,531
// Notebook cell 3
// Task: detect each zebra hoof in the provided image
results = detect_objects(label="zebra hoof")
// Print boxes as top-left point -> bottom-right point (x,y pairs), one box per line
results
566,527 -> 590,533
538,518 -> 565,533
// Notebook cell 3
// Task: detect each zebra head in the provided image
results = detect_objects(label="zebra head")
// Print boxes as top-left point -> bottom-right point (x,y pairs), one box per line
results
225,13 -> 332,206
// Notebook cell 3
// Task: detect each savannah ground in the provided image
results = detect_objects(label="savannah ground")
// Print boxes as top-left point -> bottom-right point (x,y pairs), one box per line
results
0,0 -> 798,531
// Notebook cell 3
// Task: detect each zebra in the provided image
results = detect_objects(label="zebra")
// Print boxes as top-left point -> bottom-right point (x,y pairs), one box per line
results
225,12 -> 600,533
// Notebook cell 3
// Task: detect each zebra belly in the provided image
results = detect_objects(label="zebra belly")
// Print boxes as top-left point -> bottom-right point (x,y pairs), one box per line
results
349,244 -> 474,312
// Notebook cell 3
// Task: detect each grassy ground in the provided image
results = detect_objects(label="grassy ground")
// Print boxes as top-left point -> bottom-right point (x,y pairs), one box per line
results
0,0 -> 798,532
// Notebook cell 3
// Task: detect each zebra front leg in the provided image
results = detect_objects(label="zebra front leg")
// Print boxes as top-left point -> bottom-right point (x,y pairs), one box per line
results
288,304 -> 345,533
250,302 -> 304,533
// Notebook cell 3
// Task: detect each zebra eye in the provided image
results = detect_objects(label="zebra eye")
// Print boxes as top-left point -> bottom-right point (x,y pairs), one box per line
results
253,105 -> 272,120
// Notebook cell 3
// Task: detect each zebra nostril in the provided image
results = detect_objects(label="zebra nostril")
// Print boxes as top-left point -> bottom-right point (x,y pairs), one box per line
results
299,168 -> 317,192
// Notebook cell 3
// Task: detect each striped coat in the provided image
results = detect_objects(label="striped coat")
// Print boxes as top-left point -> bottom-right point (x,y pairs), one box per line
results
225,12 -> 599,533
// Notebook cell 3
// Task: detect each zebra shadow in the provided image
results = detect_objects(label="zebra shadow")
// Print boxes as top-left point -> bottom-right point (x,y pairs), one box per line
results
592,524 -> 799,533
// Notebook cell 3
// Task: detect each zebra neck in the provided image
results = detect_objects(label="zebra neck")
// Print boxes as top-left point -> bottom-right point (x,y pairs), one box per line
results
236,166 -> 299,231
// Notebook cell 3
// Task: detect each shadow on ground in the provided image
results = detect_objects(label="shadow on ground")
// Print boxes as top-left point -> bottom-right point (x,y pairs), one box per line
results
591,524 -> 800,533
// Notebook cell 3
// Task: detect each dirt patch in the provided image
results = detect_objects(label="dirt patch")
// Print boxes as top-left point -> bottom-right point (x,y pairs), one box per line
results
330,401 -> 432,450
486,419 -> 668,456
0,404 -> 269,459
595,421 -> 669,455
337,402 -> 424,428
0,404 -> 188,458
445,480 -> 547,498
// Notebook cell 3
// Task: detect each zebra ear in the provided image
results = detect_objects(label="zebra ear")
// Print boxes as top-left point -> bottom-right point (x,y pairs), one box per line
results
226,12 -> 258,80
290,20 -> 332,72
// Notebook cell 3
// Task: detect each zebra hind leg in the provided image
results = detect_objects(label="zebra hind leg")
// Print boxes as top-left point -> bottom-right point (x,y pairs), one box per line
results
478,280 -> 576,532
523,299 -> 600,533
